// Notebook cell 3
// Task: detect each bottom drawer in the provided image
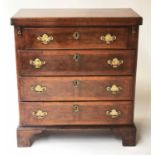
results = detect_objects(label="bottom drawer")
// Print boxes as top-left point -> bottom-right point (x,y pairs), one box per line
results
20,101 -> 133,126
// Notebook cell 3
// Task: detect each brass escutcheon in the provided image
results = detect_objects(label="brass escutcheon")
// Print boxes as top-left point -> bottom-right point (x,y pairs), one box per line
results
29,58 -> 46,69
100,33 -> 116,44
106,109 -> 121,118
106,84 -> 122,95
37,33 -> 53,44
32,109 -> 47,119
107,58 -> 123,68
31,84 -> 47,92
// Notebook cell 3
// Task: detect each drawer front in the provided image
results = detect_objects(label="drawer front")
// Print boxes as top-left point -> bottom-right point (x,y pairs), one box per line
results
18,50 -> 136,76
20,101 -> 133,126
22,27 -> 129,49
19,76 -> 134,101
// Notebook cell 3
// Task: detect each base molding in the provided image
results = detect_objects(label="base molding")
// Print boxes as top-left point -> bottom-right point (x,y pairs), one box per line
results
17,124 -> 136,147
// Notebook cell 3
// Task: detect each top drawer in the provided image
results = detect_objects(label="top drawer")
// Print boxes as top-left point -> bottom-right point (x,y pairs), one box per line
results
21,27 -> 130,49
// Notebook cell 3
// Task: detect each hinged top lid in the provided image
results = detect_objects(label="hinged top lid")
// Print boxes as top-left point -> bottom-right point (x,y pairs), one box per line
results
11,9 -> 142,26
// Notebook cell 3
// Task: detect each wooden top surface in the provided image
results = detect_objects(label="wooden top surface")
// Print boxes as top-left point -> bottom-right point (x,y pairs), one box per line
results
12,9 -> 141,18
11,9 -> 142,26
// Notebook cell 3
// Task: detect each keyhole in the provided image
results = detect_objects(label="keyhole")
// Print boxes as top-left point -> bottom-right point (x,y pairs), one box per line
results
73,32 -> 80,40
73,80 -> 80,87
73,105 -> 79,112
73,54 -> 80,62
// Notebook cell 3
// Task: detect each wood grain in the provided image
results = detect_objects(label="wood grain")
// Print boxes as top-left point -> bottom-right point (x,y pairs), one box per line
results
20,101 -> 133,126
17,50 -> 136,76
19,76 -> 134,101
11,9 -> 142,26
11,9 -> 142,147
17,125 -> 136,147
22,27 -> 129,49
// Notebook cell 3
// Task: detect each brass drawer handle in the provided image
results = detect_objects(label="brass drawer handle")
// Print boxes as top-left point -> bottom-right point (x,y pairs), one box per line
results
31,84 -> 47,92
100,33 -> 116,44
73,54 -> 80,62
73,80 -> 80,87
73,105 -> 79,112
37,33 -> 53,44
73,32 -> 80,40
106,109 -> 121,118
107,58 -> 123,68
29,58 -> 46,69
32,109 -> 47,119
106,84 -> 122,95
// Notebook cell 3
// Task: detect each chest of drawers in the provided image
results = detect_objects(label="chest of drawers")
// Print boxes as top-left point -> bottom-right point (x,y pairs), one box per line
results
11,9 -> 142,147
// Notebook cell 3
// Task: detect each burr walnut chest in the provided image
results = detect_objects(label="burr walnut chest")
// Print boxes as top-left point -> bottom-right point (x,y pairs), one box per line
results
11,9 -> 142,147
